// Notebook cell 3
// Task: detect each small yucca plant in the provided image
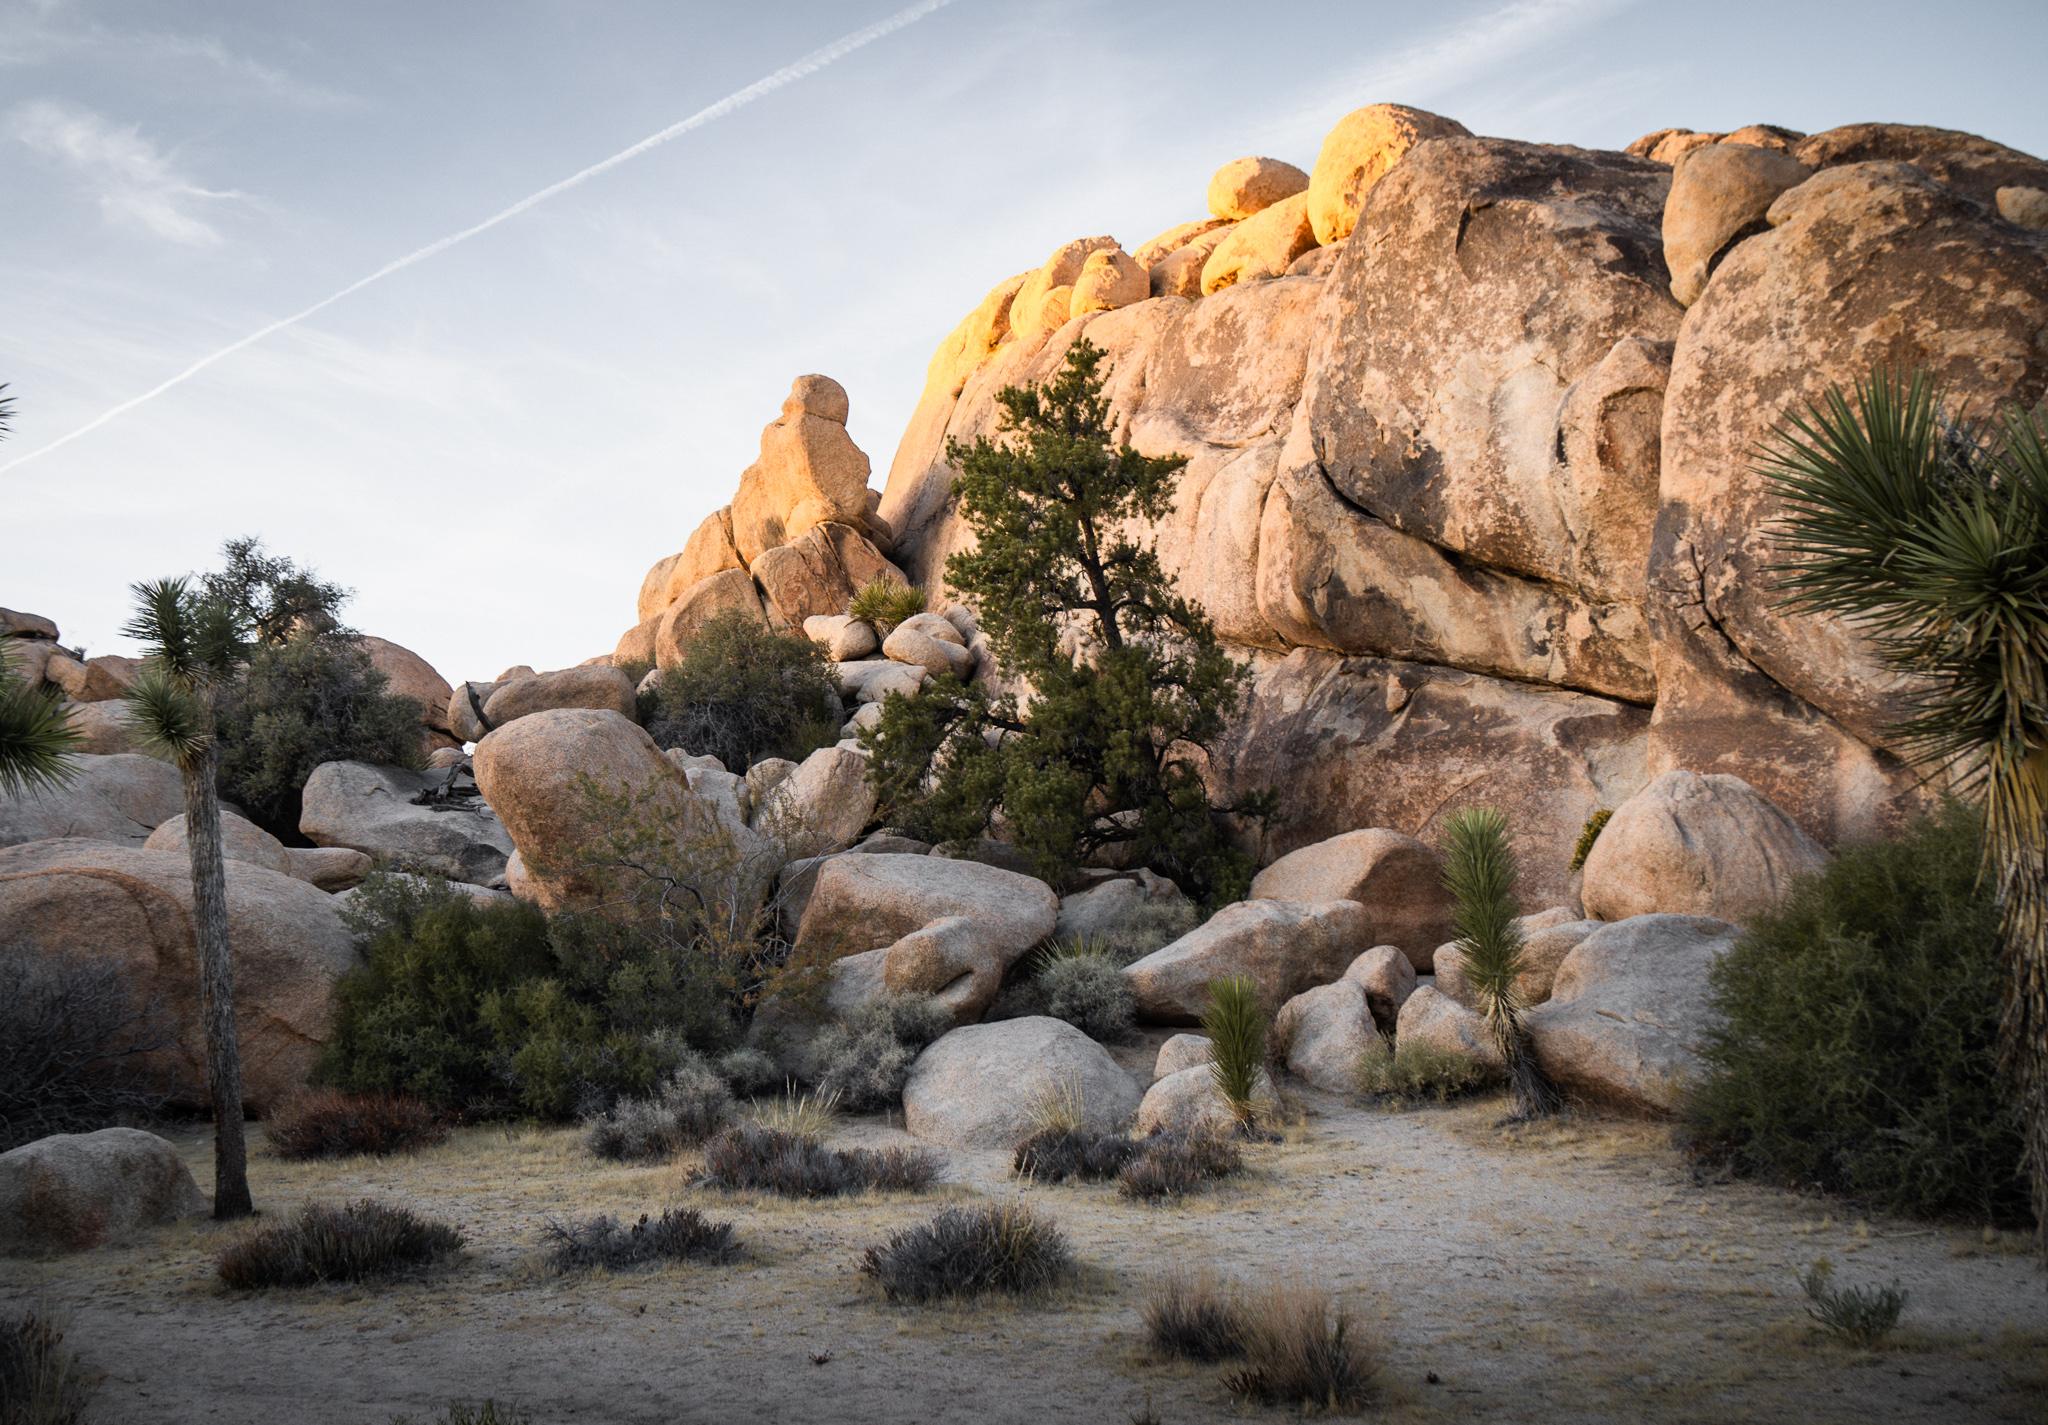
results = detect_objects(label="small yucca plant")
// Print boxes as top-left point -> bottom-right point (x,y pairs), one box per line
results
1202,975 -> 1267,1129
0,636 -> 81,799
846,578 -> 926,634
1443,806 -> 1554,1119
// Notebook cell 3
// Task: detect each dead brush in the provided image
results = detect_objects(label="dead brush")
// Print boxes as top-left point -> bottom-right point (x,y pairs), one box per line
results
538,1207 -> 738,1274
1116,1129 -> 1243,1202
264,1090 -> 447,1160
1221,1285 -> 1378,1413
1142,1269 -> 1248,1361
217,1199 -> 463,1289
698,1123 -> 938,1198
0,1309 -> 95,1425
860,1201 -> 1075,1303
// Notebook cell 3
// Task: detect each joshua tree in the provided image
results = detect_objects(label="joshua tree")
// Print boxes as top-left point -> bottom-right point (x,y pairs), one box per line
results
1762,368 -> 2048,1250
1442,806 -> 1554,1119
123,577 -> 256,1218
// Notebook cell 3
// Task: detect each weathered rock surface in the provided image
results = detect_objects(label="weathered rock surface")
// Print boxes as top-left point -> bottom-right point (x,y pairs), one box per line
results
1433,916 -> 1600,1011
0,753 -> 184,848
1307,103 -> 1472,244
730,376 -> 876,565
45,652 -> 138,703
0,839 -> 358,1106
1207,155 -> 1309,220
0,1129 -> 207,1255
639,508 -> 744,622
754,745 -> 876,860
300,761 -> 513,884
1524,913 -> 1738,1113
1393,986 -> 1503,1073
1202,192 -> 1316,292
1791,122 -> 2048,205
653,568 -> 768,669
1135,1063 -> 1276,1135
1070,247 -> 1148,314
1153,1032 -> 1213,1082
1342,944 -> 1417,1031
902,1017 -> 1140,1149
1124,898 -> 1370,1023
359,636 -> 454,735
752,523 -> 904,628
144,810 -> 371,890
1248,828 -> 1454,969
1661,142 -> 1811,306
1581,770 -> 1826,923
1054,871 -> 1189,946
64,699 -> 140,754
482,665 -> 637,727
1275,978 -> 1375,1093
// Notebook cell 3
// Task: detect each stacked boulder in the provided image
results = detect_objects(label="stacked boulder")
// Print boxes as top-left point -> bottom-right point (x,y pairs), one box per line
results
616,376 -> 910,671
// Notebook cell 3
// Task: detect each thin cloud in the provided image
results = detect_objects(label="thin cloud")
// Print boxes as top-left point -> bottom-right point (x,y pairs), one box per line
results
0,3 -> 355,109
9,99 -> 247,246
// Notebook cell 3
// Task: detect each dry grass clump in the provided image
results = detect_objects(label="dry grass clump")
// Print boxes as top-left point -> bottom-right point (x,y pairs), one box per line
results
264,1090 -> 447,1160
1142,1269 -> 1247,1362
0,1310 -> 94,1425
217,1199 -> 463,1289
539,1207 -> 738,1274
1800,1261 -> 1907,1346
846,578 -> 927,634
697,1123 -> 938,1198
860,1202 -> 1074,1303
751,1086 -> 840,1141
1141,1275 -> 1377,1411
1356,1035 -> 1491,1106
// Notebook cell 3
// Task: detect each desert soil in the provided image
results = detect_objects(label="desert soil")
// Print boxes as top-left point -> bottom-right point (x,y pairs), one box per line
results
5,1051 -> 2044,1425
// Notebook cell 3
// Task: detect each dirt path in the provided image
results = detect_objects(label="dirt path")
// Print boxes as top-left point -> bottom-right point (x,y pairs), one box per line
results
5,1088 -> 2043,1425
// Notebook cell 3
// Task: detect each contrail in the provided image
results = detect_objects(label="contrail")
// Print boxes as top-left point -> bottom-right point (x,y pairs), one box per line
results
2,0 -> 958,474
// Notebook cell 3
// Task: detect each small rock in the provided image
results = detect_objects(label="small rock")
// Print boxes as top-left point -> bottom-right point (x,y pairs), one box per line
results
1207,155 -> 1310,220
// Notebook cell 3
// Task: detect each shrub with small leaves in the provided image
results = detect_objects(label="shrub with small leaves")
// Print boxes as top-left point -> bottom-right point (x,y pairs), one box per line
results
1800,1261 -> 1906,1346
0,1310 -> 94,1425
1117,1129 -> 1243,1202
639,609 -> 840,770
1038,945 -> 1137,1043
218,1200 -> 463,1289
0,948 -> 169,1153
1355,1035 -> 1491,1106
860,1202 -> 1074,1302
539,1207 -> 739,1274
1222,1286 -> 1378,1412
1568,807 -> 1612,872
698,1123 -> 939,1198
846,578 -> 927,635
584,1055 -> 734,1162
716,1045 -> 784,1098
1143,1270 -> 1248,1361
265,1091 -> 447,1161
812,995 -> 953,1112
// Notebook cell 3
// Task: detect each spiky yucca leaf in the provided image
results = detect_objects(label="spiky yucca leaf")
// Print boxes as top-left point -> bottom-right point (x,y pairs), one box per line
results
0,636 -> 81,797
1441,806 -> 1554,1119
124,661 -> 211,770
122,576 -> 248,683
1202,975 -> 1266,1128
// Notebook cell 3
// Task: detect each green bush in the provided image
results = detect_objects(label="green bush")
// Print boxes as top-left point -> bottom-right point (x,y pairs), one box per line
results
1355,1037 -> 1492,1106
213,633 -> 425,837
846,578 -> 926,634
639,610 -> 839,770
320,875 -> 735,1119
1037,944 -> 1137,1042
1800,1260 -> 1906,1346
1685,805 -> 2027,1225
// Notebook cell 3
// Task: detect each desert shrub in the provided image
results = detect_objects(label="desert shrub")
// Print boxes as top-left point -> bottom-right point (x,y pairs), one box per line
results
698,1123 -> 938,1198
217,1199 -> 462,1289
213,632 -> 425,837
811,995 -> 952,1112
751,1087 -> 840,1142
265,1091 -> 446,1160
1355,1035 -> 1491,1106
0,1310 -> 94,1425
322,876 -> 734,1120
1037,944 -> 1136,1042
1117,1129 -> 1243,1202
539,1207 -> 738,1274
1223,1287 -> 1378,1412
390,1402 -> 531,1425
639,610 -> 839,770
846,578 -> 926,634
584,1055 -> 734,1161
1686,805 -> 2026,1224
1442,804 -> 1552,1119
1799,1260 -> 1906,1346
1202,976 -> 1266,1128
860,1202 -> 1074,1303
716,1045 -> 784,1098
0,949 -> 168,1152
1096,900 -> 1203,963
1143,1270 -> 1248,1361
1568,807 -> 1612,872
1013,1125 -> 1139,1182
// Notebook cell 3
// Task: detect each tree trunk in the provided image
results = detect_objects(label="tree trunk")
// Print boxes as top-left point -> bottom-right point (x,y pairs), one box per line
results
180,739 -> 253,1219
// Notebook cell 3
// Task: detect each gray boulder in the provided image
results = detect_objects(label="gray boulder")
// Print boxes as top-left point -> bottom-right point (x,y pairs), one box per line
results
1124,899 -> 1370,1023
0,753 -> 184,848
1,1128 -> 206,1255
902,1017 -> 1140,1149
299,760 -> 514,884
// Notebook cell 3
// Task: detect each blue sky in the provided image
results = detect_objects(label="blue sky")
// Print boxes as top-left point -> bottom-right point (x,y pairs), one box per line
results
5,0 -> 2046,682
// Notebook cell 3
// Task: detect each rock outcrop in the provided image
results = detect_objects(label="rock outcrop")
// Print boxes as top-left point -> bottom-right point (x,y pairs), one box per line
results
300,760 -> 514,884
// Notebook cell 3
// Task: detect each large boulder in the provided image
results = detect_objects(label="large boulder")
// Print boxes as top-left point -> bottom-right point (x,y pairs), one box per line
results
1148,224 -> 1237,298
1434,916 -> 1600,1011
1070,247 -> 1149,315
1524,913 -> 1739,1113
1580,770 -> 1826,923
1201,192 -> 1316,292
63,699 -> 140,754
653,567 -> 768,669
753,744 -> 876,860
359,635 -> 455,736
1274,978 -> 1376,1093
1123,899 -> 1371,1023
0,1129 -> 206,1255
1006,236 -> 1120,346
751,523 -> 904,628
481,665 -> 637,727
903,1017 -> 1140,1149
0,752 -> 184,849
1306,103 -> 1472,244
1791,122 -> 2048,206
1647,158 -> 2048,841
1341,944 -> 1416,1032
638,507 -> 744,622
144,811 -> 370,891
730,376 -> 876,565
1207,155 -> 1309,220
1661,142 -> 1811,306
0,608 -> 59,640
0,839 -> 359,1107
792,854 -> 1057,1023
300,761 -> 513,884
1248,828 -> 1455,969
1134,1063 -> 1277,1135
45,652 -> 137,703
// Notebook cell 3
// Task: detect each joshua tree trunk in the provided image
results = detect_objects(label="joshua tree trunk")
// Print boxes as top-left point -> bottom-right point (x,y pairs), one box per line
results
180,737 -> 252,1219
2000,757 -> 2048,1252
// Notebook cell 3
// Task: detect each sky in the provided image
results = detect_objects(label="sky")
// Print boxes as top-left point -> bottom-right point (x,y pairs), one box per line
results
5,0 -> 2046,684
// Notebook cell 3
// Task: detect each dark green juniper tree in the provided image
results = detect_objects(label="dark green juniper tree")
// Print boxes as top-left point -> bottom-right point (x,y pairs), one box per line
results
864,340 -> 1268,902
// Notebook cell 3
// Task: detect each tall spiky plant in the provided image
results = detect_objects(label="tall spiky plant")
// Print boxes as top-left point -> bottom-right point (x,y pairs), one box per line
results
1761,368 -> 2048,1251
124,576 -> 256,1218
1442,806 -> 1554,1119
1202,975 -> 1267,1130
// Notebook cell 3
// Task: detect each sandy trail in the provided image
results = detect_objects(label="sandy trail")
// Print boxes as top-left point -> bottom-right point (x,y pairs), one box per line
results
4,1077 -> 2043,1425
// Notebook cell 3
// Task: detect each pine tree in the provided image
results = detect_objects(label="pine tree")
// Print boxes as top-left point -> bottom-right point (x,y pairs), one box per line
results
865,340 -> 1268,901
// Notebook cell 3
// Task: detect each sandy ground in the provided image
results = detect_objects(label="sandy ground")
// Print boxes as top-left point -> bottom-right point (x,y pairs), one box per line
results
5,1057 -> 2045,1425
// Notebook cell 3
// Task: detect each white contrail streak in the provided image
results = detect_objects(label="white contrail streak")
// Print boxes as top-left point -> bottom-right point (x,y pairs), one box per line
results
1,0 -> 957,474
